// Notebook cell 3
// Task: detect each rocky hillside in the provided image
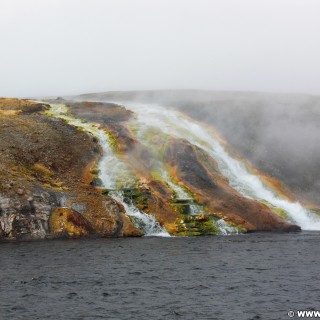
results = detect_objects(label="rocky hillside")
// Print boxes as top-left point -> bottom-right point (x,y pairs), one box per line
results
0,97 -> 301,240
78,90 -> 320,208
0,98 -> 140,240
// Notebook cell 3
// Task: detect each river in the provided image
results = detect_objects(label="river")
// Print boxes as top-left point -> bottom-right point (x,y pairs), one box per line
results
1,232 -> 319,320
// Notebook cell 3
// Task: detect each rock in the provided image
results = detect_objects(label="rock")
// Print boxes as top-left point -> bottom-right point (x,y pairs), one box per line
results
71,202 -> 88,214
16,188 -> 24,195
49,208 -> 92,238
0,192 -> 51,240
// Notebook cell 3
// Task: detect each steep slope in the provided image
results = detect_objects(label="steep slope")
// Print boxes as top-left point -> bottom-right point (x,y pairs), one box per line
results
77,90 -> 320,208
62,100 -> 300,233
0,97 -> 303,240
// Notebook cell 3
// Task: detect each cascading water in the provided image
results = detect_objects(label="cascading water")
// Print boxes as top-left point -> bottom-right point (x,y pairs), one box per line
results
216,219 -> 240,235
110,191 -> 169,237
113,102 -> 320,231
160,170 -> 206,217
129,126 -> 238,234
46,104 -> 170,236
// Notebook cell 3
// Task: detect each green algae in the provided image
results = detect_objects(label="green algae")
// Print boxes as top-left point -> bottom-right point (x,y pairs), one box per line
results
104,188 -> 149,211
175,215 -> 219,236
91,167 -> 100,175
309,208 -> 320,218
105,131 -> 118,153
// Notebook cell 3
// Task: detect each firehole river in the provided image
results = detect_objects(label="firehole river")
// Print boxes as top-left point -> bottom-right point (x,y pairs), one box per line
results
1,232 -> 320,320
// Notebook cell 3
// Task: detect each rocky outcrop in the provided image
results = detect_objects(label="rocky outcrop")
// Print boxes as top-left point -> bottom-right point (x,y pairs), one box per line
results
0,188 -> 57,240
0,98 -> 141,240
65,101 -> 182,231
68,101 -> 133,124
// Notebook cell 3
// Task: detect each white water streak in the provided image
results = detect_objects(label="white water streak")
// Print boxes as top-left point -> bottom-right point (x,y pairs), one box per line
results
111,191 -> 170,237
160,170 -> 189,199
215,219 -> 240,235
46,104 -> 134,189
46,104 -> 169,236
119,102 -> 320,231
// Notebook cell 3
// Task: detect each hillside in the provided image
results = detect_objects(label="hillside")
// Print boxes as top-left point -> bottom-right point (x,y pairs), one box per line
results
0,98 -> 140,240
0,97 -> 302,240
77,90 -> 320,208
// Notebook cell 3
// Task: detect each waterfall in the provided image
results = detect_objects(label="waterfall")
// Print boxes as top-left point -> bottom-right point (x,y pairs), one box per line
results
216,219 -> 240,235
115,102 -> 320,231
160,170 -> 207,216
46,104 -> 170,237
161,168 -> 237,233
110,191 -> 169,237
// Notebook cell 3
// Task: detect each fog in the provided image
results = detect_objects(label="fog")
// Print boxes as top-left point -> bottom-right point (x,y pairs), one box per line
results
1,0 -> 320,97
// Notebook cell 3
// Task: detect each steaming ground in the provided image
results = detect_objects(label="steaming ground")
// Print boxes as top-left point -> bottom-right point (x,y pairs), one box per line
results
77,90 -> 320,207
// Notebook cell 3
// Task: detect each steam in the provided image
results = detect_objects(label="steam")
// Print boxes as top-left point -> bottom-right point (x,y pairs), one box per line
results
78,90 -> 320,208
104,100 -> 320,230
75,93 -> 320,230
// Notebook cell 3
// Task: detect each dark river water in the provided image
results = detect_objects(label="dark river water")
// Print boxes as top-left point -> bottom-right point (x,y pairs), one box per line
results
1,232 -> 319,320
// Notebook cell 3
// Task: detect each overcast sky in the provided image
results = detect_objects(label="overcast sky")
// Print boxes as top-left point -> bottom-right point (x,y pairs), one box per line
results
1,0 -> 320,97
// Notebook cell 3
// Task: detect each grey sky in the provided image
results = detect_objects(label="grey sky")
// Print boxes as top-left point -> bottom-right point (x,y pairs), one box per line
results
1,0 -> 320,97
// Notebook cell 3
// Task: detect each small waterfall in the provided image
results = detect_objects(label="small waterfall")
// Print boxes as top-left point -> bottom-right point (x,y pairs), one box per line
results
45,104 -> 135,189
116,102 -> 320,231
162,170 -> 239,233
215,219 -> 240,235
162,171 -> 208,216
46,104 -> 170,237
160,170 -> 190,199
132,115 -> 240,234
110,191 -> 170,237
